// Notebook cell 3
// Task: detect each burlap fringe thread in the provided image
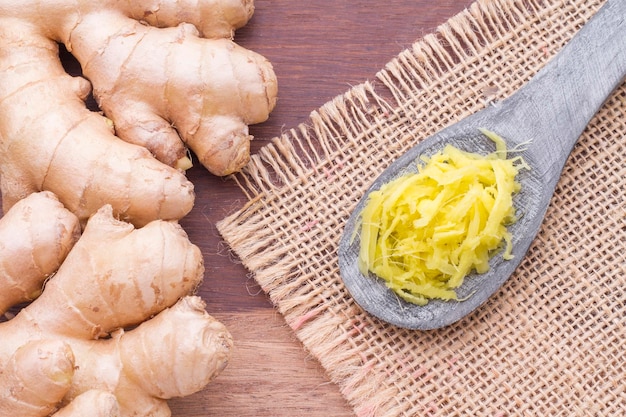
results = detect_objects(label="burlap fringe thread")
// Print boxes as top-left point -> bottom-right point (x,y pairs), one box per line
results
217,0 -> 625,415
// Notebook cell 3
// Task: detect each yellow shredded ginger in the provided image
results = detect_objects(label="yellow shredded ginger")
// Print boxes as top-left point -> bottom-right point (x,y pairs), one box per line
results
358,130 -> 524,306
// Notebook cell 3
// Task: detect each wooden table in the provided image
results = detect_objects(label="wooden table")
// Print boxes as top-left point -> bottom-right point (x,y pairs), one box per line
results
170,1 -> 474,415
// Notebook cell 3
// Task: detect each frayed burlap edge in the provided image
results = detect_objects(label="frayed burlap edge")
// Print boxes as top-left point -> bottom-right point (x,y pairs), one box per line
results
217,0 -> 625,415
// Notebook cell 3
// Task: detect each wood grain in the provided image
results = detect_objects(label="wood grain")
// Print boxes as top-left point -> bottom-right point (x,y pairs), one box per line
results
169,310 -> 354,416
176,1 -> 473,416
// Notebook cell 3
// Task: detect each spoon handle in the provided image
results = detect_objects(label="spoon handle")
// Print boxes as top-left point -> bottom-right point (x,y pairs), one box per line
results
486,0 -> 625,175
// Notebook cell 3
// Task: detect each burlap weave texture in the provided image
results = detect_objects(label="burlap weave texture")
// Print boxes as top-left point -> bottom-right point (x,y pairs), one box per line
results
217,0 -> 625,415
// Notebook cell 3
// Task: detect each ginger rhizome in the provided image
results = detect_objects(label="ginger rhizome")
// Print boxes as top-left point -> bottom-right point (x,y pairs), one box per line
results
0,204 -> 233,416
0,0 -> 277,226
0,18 -> 194,227
0,1 -> 273,415
0,192 -> 80,314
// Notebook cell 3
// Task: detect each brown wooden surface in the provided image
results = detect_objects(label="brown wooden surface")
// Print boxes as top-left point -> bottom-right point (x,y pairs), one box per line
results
173,1 -> 473,416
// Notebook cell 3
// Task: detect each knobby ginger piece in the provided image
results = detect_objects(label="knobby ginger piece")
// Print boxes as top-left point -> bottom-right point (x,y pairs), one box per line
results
0,205 -> 233,417
0,340 -> 75,417
0,192 -> 80,314
51,390 -> 121,417
0,0 -> 277,225
0,18 -> 195,227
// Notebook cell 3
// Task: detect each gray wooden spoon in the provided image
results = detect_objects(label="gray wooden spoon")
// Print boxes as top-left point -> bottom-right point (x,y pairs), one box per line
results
338,0 -> 626,330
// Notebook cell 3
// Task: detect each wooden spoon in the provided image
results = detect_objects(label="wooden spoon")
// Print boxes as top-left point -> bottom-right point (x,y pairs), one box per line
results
338,0 -> 626,330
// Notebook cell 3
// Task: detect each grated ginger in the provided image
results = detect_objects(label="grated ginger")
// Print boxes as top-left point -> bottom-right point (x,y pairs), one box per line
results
358,130 -> 525,306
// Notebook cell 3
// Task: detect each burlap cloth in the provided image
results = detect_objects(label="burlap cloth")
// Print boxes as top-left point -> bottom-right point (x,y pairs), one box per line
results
217,0 -> 625,415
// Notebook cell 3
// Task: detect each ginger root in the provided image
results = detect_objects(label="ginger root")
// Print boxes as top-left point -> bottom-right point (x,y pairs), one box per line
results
0,204 -> 233,417
0,191 -> 80,314
0,0 -> 277,225
51,390 -> 121,417
0,0 -> 269,414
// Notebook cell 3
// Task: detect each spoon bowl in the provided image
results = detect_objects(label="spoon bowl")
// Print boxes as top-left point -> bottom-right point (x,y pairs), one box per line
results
338,0 -> 626,330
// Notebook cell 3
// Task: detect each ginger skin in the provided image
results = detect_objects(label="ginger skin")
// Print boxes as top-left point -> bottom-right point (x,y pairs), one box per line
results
51,390 -> 121,417
0,20 -> 195,227
0,340 -> 75,417
70,14 -> 277,176
0,205 -> 233,416
66,3 -> 277,176
0,0 -> 277,227
0,192 -> 80,314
